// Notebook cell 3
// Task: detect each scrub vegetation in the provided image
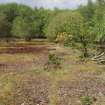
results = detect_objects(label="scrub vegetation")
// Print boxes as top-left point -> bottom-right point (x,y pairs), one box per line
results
0,0 -> 105,105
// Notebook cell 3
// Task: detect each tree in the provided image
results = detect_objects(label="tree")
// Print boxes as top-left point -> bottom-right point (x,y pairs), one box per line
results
11,16 -> 30,40
33,8 -> 53,38
0,3 -> 19,39
0,3 -> 54,40
0,13 -> 11,41
1,3 -> 18,22
45,11 -> 91,57
78,0 -> 96,39
78,0 -> 95,22
92,0 -> 105,51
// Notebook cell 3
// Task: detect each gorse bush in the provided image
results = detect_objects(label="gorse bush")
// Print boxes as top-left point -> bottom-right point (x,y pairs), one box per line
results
55,32 -> 69,44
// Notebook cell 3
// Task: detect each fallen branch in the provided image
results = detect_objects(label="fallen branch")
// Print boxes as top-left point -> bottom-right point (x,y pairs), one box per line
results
91,52 -> 105,61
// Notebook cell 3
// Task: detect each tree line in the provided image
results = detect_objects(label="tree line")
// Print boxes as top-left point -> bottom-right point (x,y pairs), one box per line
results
0,0 -> 105,58
45,0 -> 105,58
0,3 -> 56,41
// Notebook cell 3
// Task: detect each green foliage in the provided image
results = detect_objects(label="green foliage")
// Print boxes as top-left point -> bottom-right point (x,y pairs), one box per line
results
11,16 -> 30,39
0,3 -> 19,40
80,96 -> 94,105
78,0 -> 95,25
48,53 -> 61,65
0,1 -> 105,58
92,0 -> 105,44
17,4 -> 33,18
0,3 -> 18,21
0,13 -> 11,40
45,11 -> 83,40
45,10 -> 93,57
44,53 -> 62,70
34,8 -> 53,38
0,3 -> 53,40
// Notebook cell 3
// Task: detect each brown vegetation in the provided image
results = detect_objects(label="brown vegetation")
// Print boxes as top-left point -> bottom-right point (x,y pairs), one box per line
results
0,41 -> 105,105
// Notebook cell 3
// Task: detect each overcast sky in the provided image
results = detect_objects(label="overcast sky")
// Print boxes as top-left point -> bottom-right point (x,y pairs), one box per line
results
0,0 -> 95,9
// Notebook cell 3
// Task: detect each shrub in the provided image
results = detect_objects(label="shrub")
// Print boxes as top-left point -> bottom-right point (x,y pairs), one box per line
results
80,96 -> 94,105
44,53 -> 62,70
48,53 -> 61,65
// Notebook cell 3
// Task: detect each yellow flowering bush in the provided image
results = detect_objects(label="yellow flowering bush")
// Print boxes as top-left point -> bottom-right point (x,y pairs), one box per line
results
56,32 -> 73,45
56,32 -> 68,44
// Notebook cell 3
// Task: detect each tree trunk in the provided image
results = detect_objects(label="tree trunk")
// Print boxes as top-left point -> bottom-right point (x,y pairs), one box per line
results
83,46 -> 88,57
80,36 -> 89,58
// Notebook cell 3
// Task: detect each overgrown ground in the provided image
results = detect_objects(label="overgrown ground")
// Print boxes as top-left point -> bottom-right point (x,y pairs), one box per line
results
0,40 -> 105,105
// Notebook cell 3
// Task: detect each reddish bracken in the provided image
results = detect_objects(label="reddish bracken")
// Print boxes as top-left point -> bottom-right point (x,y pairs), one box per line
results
0,46 -> 48,54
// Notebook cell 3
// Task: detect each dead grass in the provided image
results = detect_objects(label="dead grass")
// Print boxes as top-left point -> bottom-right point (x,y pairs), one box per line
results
0,41 -> 105,105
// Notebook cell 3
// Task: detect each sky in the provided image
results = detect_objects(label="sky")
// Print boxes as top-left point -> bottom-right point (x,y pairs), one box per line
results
0,0 -> 94,9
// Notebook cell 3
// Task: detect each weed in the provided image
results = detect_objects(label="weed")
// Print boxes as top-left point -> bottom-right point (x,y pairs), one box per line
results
44,53 -> 62,70
80,96 -> 96,105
